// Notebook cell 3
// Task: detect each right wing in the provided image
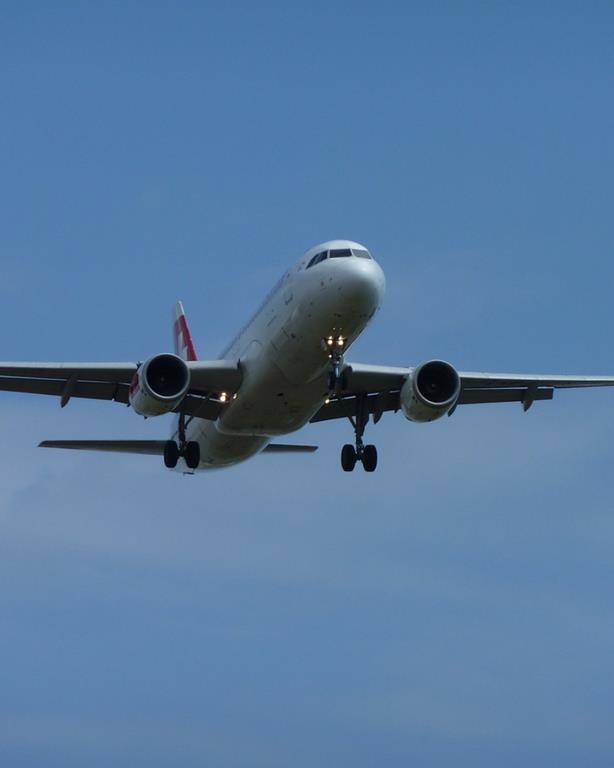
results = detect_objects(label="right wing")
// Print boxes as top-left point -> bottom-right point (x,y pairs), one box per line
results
0,360 -> 242,419
311,362 -> 614,423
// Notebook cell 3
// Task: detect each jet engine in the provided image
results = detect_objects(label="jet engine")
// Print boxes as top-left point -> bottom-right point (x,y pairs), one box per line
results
129,353 -> 190,417
400,360 -> 460,423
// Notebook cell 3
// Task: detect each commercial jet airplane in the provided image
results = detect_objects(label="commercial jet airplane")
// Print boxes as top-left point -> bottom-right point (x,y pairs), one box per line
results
2,239 -> 613,473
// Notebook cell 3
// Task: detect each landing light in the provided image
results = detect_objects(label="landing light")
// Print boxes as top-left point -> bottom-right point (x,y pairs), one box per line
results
337,336 -> 344,347
219,392 -> 228,403
327,336 -> 334,346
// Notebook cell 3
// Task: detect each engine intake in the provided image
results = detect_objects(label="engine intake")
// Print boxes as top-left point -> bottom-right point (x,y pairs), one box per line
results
129,353 -> 190,417
401,360 -> 460,422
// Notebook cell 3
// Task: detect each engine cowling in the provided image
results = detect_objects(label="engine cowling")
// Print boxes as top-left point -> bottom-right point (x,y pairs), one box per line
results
400,360 -> 461,423
129,353 -> 190,417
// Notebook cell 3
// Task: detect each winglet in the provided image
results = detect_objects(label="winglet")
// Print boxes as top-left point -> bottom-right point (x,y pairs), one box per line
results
173,301 -> 199,361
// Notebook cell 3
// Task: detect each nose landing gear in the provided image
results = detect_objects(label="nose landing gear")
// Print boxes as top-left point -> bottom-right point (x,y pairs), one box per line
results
341,395 -> 378,472
324,335 -> 346,392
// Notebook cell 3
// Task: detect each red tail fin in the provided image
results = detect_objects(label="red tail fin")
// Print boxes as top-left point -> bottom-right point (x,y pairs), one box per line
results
173,301 -> 198,361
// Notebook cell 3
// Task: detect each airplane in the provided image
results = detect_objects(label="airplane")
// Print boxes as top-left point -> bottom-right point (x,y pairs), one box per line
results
2,238 -> 614,474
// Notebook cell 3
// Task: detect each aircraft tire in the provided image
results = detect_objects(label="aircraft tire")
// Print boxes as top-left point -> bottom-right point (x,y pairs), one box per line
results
164,440 -> 180,469
185,441 -> 201,469
341,444 -> 357,472
362,444 -> 378,472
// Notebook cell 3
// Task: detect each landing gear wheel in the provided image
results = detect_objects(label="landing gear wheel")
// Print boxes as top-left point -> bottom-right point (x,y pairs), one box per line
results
341,395 -> 379,473
341,444 -> 357,472
184,441 -> 200,470
362,444 -> 378,472
164,440 -> 180,469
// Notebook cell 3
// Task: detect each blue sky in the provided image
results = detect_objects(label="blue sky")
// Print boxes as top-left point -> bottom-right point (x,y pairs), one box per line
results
1,2 -> 614,765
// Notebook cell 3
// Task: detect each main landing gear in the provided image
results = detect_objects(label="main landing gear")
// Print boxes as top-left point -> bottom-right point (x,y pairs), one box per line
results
164,414 -> 200,470
340,396 -> 378,473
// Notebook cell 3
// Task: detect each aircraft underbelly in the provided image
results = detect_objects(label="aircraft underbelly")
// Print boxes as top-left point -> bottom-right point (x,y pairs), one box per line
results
186,421 -> 268,470
217,355 -> 326,436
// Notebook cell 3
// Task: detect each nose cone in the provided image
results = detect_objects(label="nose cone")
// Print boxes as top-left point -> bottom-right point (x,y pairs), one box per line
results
337,257 -> 386,316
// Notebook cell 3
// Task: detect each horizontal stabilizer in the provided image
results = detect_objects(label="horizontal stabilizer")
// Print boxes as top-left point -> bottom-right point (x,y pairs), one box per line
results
40,440 -> 318,456
39,440 -> 166,455
263,443 -> 318,453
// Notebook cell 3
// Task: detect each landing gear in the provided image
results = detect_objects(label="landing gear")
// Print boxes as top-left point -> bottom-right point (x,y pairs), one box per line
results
341,442 -> 378,472
324,335 -> 346,393
164,413 -> 201,470
163,439 -> 200,469
340,396 -> 379,472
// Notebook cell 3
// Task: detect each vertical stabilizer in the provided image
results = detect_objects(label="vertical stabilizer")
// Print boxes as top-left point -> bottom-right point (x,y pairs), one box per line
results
173,301 -> 199,361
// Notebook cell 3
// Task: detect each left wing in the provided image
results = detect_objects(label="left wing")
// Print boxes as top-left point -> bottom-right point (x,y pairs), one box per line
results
311,363 -> 614,423
0,360 -> 242,419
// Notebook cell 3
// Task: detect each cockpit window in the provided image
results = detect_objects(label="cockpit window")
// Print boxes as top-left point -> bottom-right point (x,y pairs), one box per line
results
306,251 -> 327,269
329,248 -> 353,258
307,247 -> 372,268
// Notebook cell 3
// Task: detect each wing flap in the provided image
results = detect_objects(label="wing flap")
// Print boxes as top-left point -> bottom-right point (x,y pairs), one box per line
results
0,376 -> 130,403
0,363 -> 137,381
177,394 -> 222,420
458,387 -> 554,405
460,372 -> 614,389
311,391 -> 400,423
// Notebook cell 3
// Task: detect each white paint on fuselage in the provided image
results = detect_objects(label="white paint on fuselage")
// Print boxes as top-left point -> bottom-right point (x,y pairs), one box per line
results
176,240 -> 386,471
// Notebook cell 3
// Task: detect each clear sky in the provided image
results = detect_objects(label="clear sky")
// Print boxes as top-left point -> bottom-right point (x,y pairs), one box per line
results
1,2 -> 613,766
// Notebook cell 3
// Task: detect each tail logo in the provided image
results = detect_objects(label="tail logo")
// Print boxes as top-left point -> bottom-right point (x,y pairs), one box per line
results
173,305 -> 198,361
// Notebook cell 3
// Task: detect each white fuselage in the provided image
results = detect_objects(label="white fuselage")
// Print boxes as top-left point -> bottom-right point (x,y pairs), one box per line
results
176,240 -> 386,470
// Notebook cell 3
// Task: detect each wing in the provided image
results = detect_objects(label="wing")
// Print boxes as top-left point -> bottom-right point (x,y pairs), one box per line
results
0,360 -> 242,419
311,363 -> 614,423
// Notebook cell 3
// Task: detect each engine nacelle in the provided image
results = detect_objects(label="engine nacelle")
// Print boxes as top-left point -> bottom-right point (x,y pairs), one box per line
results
400,360 -> 461,423
129,353 -> 190,417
